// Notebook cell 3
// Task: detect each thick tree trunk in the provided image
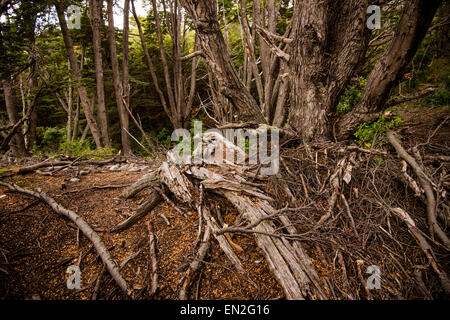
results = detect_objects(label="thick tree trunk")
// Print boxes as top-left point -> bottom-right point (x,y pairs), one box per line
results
106,0 -> 132,155
55,3 -> 103,149
2,79 -> 27,157
181,0 -> 266,124
288,0 -> 369,141
337,0 -> 442,140
89,0 -> 111,148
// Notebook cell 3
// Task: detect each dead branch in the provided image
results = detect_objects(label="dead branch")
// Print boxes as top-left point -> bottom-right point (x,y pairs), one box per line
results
388,206 -> 450,294
387,131 -> 450,248
385,87 -> 437,107
179,50 -> 203,61
202,205 -> 245,274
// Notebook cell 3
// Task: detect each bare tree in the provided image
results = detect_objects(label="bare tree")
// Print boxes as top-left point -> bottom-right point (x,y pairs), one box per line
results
55,2 -> 103,149
106,0 -> 132,155
89,0 -> 111,148
181,0 -> 266,124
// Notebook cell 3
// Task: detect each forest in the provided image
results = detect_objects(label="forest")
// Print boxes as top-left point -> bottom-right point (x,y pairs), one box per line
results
0,0 -> 449,301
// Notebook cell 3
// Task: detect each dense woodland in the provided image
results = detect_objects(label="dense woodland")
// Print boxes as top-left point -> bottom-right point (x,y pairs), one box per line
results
0,0 -> 449,300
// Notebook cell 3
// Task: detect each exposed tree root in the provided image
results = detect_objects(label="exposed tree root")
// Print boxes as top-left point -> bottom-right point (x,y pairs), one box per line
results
111,190 -> 162,232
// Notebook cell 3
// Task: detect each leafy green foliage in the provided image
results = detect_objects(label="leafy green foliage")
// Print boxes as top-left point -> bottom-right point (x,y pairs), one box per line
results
59,139 -> 93,156
420,88 -> 450,107
336,77 -> 367,115
354,114 -> 402,148
42,127 -> 66,147
156,127 -> 172,147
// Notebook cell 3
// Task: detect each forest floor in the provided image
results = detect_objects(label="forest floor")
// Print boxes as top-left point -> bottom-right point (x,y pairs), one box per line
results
0,105 -> 448,300
0,163 -> 282,300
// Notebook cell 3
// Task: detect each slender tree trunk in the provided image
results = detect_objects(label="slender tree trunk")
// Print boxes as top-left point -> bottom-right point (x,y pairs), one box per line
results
89,0 -> 111,148
337,0 -> 442,140
122,0 -> 130,111
106,0 -> 132,155
72,89 -> 80,142
240,0 -> 264,111
28,75 -> 38,149
55,3 -> 103,149
2,79 -> 27,157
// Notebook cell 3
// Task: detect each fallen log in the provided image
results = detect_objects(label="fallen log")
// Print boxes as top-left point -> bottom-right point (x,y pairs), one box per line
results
0,181 -> 133,298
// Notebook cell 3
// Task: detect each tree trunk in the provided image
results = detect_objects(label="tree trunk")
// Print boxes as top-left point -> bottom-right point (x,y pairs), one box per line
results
55,3 -> 103,149
122,0 -> 131,115
89,0 -> 111,148
106,0 -> 132,155
2,79 -> 27,157
181,0 -> 266,124
288,0 -> 369,141
337,0 -> 442,140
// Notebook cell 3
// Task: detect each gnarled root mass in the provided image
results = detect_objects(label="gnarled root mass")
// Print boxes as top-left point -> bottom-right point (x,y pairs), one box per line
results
2,113 -> 449,299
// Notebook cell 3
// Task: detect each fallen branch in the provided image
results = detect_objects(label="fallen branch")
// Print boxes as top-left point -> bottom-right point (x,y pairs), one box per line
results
62,183 -> 131,194
387,131 -> 450,248
388,206 -> 450,294
119,170 -> 160,199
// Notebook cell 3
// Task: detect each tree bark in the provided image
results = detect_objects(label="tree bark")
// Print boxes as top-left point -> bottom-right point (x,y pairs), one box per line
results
89,0 -> 111,148
288,0 -> 369,141
337,0 -> 442,140
122,0 -> 131,122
